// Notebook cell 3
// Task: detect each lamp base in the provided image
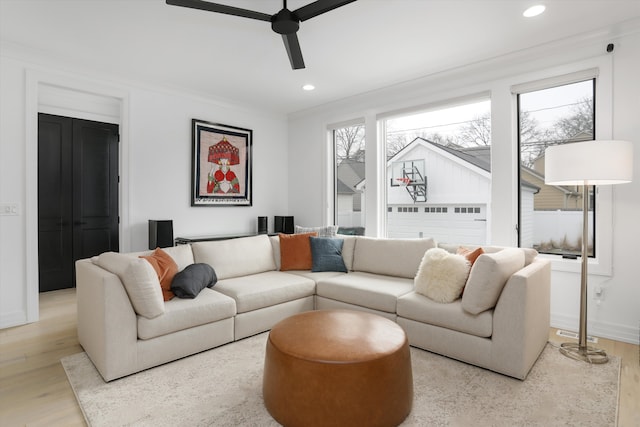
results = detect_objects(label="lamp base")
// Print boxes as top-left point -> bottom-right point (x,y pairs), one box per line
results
559,342 -> 609,364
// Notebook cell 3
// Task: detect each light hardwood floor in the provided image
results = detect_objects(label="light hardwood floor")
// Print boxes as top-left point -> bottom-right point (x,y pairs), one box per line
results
1,289 -> 638,426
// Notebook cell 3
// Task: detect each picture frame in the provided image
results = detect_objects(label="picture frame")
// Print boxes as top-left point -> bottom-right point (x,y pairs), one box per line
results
191,119 -> 252,206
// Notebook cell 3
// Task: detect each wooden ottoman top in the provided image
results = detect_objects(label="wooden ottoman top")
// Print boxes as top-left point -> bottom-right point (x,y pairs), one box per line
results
268,309 -> 407,363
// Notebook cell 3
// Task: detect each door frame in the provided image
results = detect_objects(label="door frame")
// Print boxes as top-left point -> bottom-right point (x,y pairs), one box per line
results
25,69 -> 131,323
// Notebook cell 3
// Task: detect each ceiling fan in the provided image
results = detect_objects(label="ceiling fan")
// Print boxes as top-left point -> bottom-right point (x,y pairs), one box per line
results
166,0 -> 358,70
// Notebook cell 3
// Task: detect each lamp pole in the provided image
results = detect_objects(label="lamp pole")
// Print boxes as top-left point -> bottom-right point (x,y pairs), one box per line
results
559,184 -> 608,364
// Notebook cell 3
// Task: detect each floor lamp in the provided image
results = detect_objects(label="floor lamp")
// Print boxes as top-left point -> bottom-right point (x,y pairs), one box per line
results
545,140 -> 633,364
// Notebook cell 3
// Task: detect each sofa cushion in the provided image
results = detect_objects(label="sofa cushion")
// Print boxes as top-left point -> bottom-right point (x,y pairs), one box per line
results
140,248 -> 178,301
279,232 -> 317,271
397,291 -> 493,338
191,234 -> 276,280
295,224 -> 339,237
94,252 -> 165,319
137,288 -> 236,340
310,237 -> 348,273
340,235 -> 356,271
171,263 -> 217,299
214,271 -> 316,314
461,248 -> 525,315
316,271 -> 414,313
161,244 -> 195,271
414,248 -> 469,303
352,237 -> 436,278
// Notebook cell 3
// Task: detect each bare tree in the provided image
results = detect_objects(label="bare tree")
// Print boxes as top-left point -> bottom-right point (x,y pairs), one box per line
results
335,125 -> 365,161
457,113 -> 491,146
519,111 -> 548,167
550,97 -> 594,141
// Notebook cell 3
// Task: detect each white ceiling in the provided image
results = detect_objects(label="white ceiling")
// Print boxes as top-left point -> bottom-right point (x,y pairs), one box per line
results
1,0 -> 639,115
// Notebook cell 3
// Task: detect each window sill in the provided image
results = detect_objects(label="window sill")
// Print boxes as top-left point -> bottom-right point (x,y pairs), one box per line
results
538,253 -> 612,277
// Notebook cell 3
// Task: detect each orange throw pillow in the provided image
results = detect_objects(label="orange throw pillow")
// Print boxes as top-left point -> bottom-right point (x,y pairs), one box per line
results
457,246 -> 484,266
456,246 -> 484,296
279,232 -> 318,271
140,248 -> 178,301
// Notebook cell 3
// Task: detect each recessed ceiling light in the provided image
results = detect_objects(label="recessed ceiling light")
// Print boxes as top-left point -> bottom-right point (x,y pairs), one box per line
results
523,5 -> 546,18
302,84 -> 315,91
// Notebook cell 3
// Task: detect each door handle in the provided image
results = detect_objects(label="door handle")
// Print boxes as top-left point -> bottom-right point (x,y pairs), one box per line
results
74,221 -> 87,225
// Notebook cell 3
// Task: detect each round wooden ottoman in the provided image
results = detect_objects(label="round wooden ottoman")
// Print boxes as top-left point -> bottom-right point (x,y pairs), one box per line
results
262,309 -> 413,427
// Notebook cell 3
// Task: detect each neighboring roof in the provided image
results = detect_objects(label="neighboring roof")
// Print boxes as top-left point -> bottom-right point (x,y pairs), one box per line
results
336,159 -> 366,194
388,137 -> 491,172
336,179 -> 354,194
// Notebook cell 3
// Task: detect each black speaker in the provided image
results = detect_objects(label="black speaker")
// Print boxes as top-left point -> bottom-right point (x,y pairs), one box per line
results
274,216 -> 294,234
257,216 -> 268,234
149,220 -> 174,249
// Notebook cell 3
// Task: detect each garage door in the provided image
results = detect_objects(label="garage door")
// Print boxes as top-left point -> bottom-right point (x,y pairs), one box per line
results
387,204 -> 487,245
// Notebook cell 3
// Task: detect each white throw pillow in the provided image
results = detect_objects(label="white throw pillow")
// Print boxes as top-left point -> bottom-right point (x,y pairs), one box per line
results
414,248 -> 470,303
461,248 -> 525,315
94,252 -> 165,319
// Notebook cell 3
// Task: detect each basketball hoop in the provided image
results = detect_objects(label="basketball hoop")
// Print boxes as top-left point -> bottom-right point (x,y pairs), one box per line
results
395,177 -> 411,186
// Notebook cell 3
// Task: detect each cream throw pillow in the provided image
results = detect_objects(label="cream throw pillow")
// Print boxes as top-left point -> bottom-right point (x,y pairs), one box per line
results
414,248 -> 470,303
461,248 -> 525,315
94,252 -> 165,319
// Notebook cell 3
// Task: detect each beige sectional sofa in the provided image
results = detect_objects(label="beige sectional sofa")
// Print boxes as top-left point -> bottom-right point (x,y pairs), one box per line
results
76,234 -> 550,382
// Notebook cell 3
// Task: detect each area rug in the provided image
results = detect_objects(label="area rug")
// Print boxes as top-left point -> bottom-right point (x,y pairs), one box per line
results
62,333 -> 620,427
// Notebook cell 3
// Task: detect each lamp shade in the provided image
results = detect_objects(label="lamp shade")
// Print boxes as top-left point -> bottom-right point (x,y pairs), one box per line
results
545,140 -> 633,185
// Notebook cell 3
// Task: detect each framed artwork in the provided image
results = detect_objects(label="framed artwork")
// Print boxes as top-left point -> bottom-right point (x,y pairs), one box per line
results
191,119 -> 252,206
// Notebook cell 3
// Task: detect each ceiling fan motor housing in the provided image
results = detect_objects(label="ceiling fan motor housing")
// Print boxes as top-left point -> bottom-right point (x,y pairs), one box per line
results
271,9 -> 300,35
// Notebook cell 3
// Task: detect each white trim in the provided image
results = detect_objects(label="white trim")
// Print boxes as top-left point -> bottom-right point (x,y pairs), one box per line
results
551,313 -> 639,345
510,68 -> 599,94
24,68 -> 131,323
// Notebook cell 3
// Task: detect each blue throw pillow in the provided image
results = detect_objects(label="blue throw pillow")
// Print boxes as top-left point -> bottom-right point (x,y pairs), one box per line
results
170,263 -> 217,299
309,237 -> 348,273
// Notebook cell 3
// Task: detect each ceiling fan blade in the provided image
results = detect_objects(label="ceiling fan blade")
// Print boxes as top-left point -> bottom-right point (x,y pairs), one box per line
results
282,33 -> 305,70
166,0 -> 272,22
294,0 -> 358,22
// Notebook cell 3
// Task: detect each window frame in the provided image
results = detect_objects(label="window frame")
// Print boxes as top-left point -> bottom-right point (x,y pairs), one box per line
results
516,77 -> 597,258
329,119 -> 366,229
511,64 -> 614,277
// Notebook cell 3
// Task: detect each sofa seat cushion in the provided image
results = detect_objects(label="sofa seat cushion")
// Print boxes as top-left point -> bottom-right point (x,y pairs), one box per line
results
285,270 -> 347,281
214,271 -> 316,314
137,288 -> 236,340
316,272 -> 414,313
397,291 -> 493,338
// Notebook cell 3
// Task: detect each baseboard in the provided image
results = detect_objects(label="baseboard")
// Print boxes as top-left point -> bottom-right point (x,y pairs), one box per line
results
0,310 -> 27,329
551,313 -> 639,345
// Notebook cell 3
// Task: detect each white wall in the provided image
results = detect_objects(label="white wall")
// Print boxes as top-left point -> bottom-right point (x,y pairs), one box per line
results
0,47 -> 288,328
288,27 -> 640,343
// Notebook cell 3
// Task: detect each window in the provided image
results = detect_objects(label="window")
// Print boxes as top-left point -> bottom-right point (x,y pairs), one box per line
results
517,79 -> 595,257
333,124 -> 365,232
382,99 -> 491,243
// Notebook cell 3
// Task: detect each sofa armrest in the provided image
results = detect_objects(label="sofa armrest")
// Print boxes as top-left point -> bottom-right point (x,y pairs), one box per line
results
490,258 -> 551,379
76,259 -> 138,381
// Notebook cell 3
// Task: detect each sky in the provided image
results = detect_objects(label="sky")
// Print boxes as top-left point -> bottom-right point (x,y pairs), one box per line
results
385,79 -> 592,141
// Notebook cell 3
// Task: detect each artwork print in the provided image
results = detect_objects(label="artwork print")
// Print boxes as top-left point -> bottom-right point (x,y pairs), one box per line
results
191,120 -> 252,206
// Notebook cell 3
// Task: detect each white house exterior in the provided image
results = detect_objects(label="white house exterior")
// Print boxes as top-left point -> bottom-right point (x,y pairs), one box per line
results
385,138 -> 537,245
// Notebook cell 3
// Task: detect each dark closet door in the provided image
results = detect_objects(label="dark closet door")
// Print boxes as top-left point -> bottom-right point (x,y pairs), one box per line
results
38,114 -> 119,292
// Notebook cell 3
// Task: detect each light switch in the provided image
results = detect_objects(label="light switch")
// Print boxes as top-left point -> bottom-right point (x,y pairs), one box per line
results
0,203 -> 19,216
